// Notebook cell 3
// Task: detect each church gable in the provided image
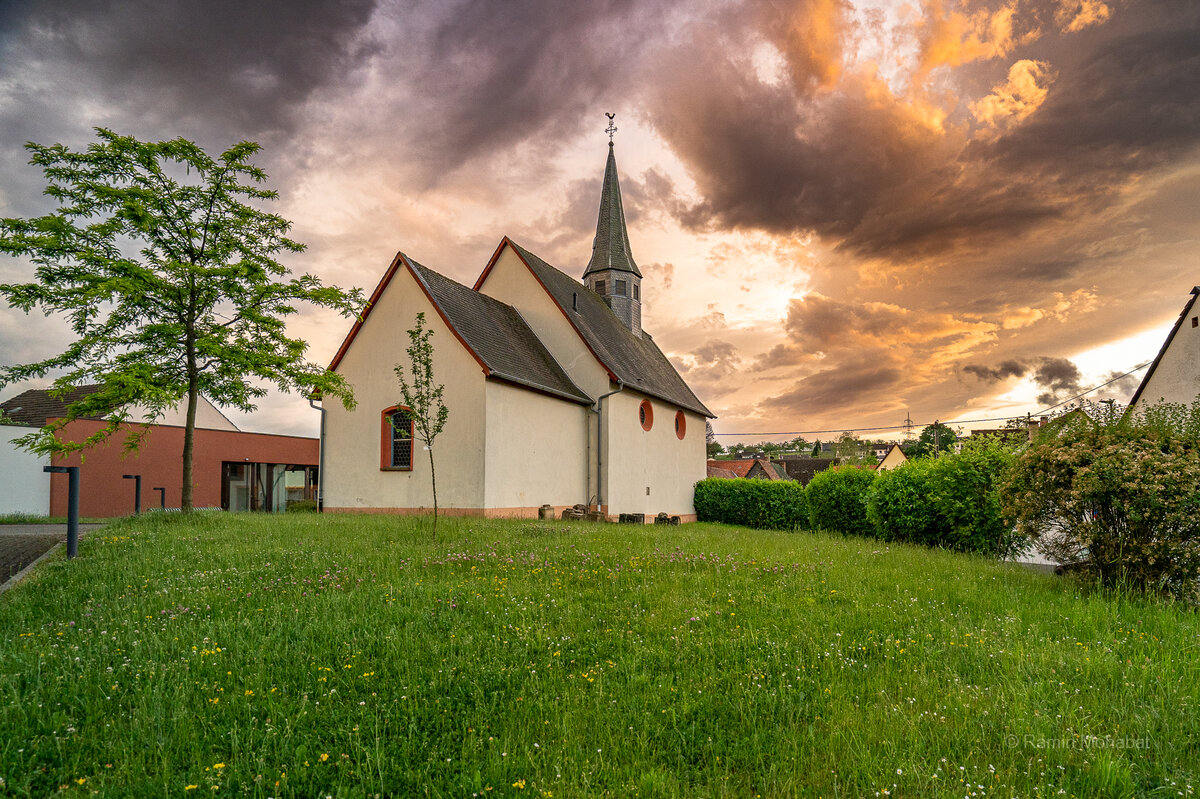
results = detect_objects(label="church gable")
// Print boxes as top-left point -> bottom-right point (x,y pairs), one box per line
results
329,252 -> 589,406
476,238 -> 713,418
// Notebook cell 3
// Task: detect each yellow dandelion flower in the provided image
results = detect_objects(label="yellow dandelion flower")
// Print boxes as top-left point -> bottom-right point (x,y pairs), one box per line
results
319,753 -> 329,762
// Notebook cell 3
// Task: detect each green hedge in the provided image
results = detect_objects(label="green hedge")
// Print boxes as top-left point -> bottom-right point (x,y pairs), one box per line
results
693,478 -> 809,530
806,466 -> 875,536
866,443 -> 1018,555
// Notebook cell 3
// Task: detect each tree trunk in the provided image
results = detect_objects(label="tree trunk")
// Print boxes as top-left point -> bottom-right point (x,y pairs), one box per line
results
182,324 -> 199,512
429,447 -> 438,540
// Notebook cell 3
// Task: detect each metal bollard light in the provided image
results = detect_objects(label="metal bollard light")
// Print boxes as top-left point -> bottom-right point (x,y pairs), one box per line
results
43,465 -> 80,559
122,474 -> 142,514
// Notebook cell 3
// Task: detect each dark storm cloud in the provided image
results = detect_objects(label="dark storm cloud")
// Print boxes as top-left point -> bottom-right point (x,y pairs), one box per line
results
963,360 -> 1028,382
647,0 -> 1200,259
761,356 -> 904,415
965,355 -> 1086,404
0,0 -> 378,166
394,0 -> 682,179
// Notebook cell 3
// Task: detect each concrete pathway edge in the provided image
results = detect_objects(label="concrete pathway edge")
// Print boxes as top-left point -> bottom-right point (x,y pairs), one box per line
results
0,542 -> 63,594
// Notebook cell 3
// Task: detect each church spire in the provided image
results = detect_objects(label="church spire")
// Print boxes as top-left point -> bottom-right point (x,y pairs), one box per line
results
583,120 -> 642,281
583,115 -> 644,335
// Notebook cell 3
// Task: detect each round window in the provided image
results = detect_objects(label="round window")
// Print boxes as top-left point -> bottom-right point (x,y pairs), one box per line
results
675,411 -> 686,440
639,400 -> 653,431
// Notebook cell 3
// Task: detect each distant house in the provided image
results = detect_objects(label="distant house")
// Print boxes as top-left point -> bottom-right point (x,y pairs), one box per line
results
775,456 -> 838,486
1129,286 -> 1200,410
0,385 -> 317,516
874,444 -> 907,471
706,463 -> 739,479
746,460 -> 790,480
708,459 -> 760,478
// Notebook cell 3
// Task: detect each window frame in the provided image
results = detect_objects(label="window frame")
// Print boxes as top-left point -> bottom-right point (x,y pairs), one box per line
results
615,279 -> 627,297
380,405 -> 415,471
674,411 -> 686,440
639,399 -> 654,431
595,279 -> 606,295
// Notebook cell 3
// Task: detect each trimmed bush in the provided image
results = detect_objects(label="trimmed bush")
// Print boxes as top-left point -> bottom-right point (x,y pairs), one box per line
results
806,466 -> 874,536
693,478 -> 808,530
868,442 -> 1018,555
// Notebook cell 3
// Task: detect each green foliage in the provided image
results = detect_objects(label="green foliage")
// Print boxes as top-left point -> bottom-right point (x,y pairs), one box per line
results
693,477 -> 808,530
1003,400 -> 1200,599
909,422 -> 959,459
0,129 -> 362,510
868,440 -> 1020,555
6,513 -> 1195,797
806,466 -> 875,536
284,499 -> 318,513
394,312 -> 449,532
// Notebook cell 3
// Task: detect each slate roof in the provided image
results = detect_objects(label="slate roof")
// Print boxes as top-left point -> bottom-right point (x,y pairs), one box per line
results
508,242 -> 714,417
582,144 -> 642,279
406,257 -> 592,405
0,385 -> 109,426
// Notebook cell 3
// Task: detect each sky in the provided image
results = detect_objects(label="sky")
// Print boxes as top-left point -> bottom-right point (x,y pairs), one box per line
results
0,0 -> 1197,443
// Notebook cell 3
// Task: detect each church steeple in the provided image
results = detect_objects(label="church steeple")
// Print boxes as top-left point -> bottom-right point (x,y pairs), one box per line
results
583,115 -> 642,335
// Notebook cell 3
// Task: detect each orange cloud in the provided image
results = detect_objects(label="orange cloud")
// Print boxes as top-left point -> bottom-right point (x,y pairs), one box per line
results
970,59 -> 1054,131
917,0 -> 1028,72
756,0 -> 849,92
1056,0 -> 1112,32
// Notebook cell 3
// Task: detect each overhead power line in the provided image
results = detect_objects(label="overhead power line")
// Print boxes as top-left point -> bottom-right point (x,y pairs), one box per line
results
712,360 -> 1153,438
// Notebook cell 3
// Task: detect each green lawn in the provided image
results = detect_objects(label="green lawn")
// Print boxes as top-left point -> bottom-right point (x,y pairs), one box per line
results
0,514 -> 1196,798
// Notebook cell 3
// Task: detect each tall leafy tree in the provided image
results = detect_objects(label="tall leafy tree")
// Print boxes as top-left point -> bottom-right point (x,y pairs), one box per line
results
394,312 -> 449,536
909,422 -> 959,459
0,129 -> 361,510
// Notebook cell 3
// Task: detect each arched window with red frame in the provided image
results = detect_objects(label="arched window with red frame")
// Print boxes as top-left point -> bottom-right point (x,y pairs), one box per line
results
381,406 -> 414,470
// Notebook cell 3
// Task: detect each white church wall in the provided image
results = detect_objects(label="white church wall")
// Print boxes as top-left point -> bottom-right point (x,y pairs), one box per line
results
324,261 -> 487,512
476,246 -> 612,398
602,390 -> 703,521
0,425 -> 50,515
482,380 -> 589,515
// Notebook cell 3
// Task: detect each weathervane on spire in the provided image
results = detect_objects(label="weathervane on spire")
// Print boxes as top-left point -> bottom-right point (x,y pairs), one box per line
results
605,112 -> 617,144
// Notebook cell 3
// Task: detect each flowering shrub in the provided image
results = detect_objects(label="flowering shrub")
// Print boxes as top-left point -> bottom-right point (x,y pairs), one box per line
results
806,466 -> 874,536
693,478 -> 808,530
867,441 -> 1019,556
1002,402 -> 1200,599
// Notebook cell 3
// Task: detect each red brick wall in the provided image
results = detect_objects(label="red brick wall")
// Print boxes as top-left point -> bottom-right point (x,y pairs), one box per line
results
49,419 -> 318,517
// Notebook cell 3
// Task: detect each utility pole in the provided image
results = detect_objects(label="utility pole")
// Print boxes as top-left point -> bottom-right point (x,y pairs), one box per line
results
933,420 -> 941,459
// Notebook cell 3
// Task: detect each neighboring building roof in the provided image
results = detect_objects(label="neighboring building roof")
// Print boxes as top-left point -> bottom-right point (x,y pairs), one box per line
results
582,143 -> 642,279
775,456 -> 839,486
0,384 -> 241,431
709,458 -> 758,478
330,253 -> 591,406
0,385 -> 109,426
706,463 -> 739,479
500,241 -> 714,417
747,460 -> 790,480
1129,286 -> 1200,408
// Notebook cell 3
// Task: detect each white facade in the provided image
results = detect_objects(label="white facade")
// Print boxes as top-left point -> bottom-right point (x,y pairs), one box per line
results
0,425 -> 50,515
1130,289 -> 1200,410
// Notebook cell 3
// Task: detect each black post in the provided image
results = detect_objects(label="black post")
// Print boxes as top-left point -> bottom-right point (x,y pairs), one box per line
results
153,487 -> 166,510
122,474 -> 142,515
43,465 -> 80,559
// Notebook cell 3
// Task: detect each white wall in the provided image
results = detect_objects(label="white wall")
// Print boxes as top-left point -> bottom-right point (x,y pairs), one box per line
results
603,391 -> 705,519
125,396 -> 238,431
324,259 -> 487,511
0,425 -> 50,515
483,380 -> 589,513
1134,296 -> 1200,409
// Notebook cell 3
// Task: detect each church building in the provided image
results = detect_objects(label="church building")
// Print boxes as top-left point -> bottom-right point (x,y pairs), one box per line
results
321,135 -> 714,520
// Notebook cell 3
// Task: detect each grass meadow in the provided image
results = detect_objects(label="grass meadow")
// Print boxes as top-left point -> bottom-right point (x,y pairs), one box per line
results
0,513 -> 1196,798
